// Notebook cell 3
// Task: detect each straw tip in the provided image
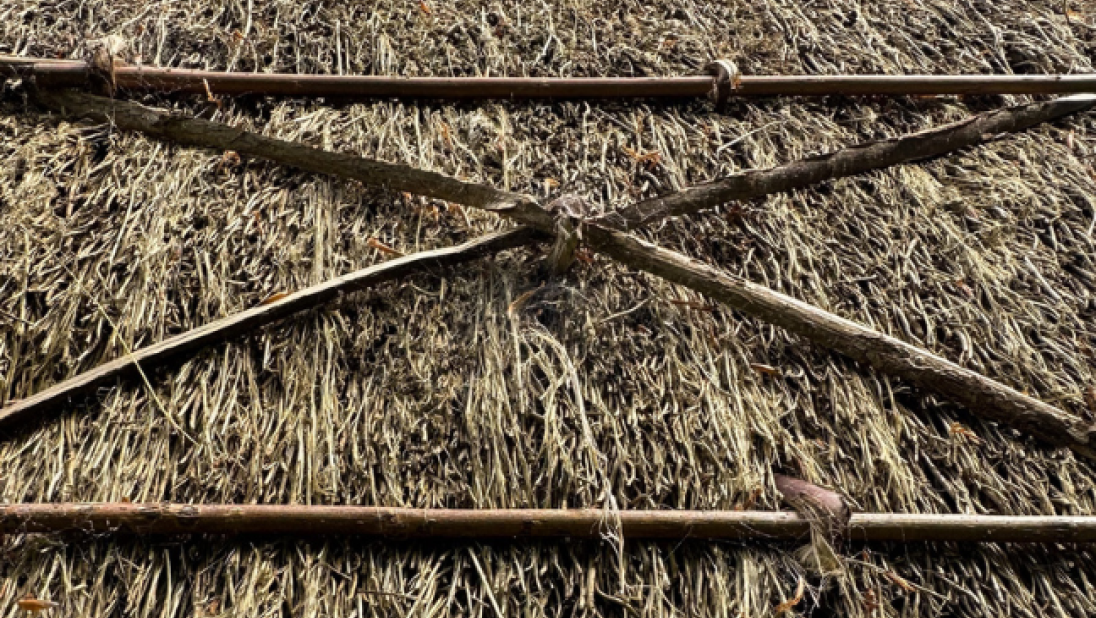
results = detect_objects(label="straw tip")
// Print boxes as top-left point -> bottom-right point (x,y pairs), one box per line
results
1057,93 -> 1096,102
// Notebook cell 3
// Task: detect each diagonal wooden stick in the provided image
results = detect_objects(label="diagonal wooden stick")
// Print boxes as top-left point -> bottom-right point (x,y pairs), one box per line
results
583,226 -> 1096,460
595,94 -> 1096,231
20,90 -> 1096,461
32,88 -> 531,212
32,88 -> 556,231
1,503 -> 1095,544
0,227 -> 541,433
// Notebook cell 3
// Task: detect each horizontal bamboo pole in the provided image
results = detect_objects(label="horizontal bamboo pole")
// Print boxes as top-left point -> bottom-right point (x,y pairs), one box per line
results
5,56 -> 1096,99
0,227 -> 541,433
0,503 -> 1093,543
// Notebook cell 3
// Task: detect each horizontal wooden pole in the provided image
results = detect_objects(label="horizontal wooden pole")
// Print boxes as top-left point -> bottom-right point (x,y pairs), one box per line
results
0,503 -> 1093,543
6,56 -> 1096,99
0,228 -> 541,433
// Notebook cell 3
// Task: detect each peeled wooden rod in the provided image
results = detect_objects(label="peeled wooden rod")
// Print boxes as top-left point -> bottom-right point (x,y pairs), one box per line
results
5,55 -> 1096,99
0,503 -> 1093,543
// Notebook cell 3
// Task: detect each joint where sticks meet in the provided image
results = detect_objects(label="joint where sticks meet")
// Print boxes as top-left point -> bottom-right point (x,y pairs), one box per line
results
543,194 -> 591,276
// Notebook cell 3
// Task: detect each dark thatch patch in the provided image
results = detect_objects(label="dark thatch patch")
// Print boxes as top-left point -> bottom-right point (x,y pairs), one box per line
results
2,1 -> 1096,616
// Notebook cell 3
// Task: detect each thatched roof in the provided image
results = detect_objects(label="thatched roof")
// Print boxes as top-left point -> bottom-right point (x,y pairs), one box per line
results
2,1 -> 1095,616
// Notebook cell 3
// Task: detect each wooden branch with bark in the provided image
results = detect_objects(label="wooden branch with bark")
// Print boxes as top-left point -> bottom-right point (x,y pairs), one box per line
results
13,89 -> 1096,462
583,226 -> 1096,459
31,89 -> 543,219
0,228 -> 541,433
595,94 -> 1096,231
1,503 -> 1094,544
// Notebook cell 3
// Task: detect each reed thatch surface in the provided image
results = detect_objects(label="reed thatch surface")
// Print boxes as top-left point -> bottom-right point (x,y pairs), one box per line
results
2,1 -> 1096,616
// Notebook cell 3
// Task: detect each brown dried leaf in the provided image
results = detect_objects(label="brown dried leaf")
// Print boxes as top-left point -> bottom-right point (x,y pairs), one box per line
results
17,599 -> 60,613
219,151 -> 241,169
367,238 -> 404,257
622,146 -> 662,170
774,473 -> 851,537
508,285 -> 544,316
884,570 -> 916,593
735,487 -> 763,511
750,363 -> 781,377
438,122 -> 453,148
259,292 -> 290,306
774,577 -> 805,613
948,422 -> 982,444
862,589 -> 880,613
953,279 -> 974,299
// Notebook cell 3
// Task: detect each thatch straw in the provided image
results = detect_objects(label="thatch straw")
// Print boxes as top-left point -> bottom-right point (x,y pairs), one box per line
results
0,227 -> 541,432
605,94 -> 1096,230
2,1 -> 1095,616
24,89 -> 1093,459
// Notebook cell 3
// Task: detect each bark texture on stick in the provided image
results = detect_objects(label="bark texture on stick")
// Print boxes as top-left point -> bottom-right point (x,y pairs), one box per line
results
1,503 -> 1094,544
0,228 -> 540,433
598,94 -> 1096,231
33,89 -> 546,221
26,90 -> 1096,462
583,227 -> 1096,460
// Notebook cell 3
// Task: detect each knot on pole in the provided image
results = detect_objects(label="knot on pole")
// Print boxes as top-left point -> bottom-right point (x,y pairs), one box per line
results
775,474 -> 851,575
85,45 -> 118,97
706,59 -> 741,110
543,195 -> 589,275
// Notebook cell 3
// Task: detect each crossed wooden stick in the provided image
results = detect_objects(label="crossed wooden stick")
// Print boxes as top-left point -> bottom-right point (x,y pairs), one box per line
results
3,87 -> 1095,465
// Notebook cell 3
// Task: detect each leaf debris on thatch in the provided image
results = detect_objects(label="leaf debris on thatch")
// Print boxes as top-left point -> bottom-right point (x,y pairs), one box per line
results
1,0 -> 1096,616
